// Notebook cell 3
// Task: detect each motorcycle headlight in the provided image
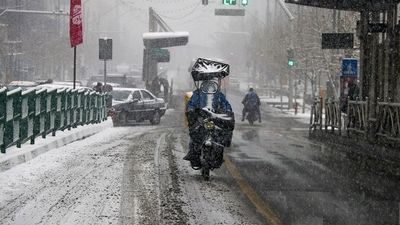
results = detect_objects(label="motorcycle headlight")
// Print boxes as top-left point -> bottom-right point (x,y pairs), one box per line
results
204,121 -> 215,130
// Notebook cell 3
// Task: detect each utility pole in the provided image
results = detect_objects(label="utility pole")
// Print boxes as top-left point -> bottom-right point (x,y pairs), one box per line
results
276,0 -> 295,109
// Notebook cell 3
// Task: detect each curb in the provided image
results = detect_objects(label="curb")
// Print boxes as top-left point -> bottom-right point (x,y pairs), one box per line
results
0,121 -> 111,172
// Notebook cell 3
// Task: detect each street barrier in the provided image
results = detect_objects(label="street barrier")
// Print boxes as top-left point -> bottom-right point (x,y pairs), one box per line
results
0,88 -> 8,152
309,97 -> 323,135
346,98 -> 368,137
0,87 -> 108,154
310,95 -> 400,145
325,99 -> 342,134
376,102 -> 400,142
4,88 -> 22,151
20,89 -> 36,145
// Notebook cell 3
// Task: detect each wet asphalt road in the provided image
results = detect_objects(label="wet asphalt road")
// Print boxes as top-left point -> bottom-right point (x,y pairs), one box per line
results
226,92 -> 400,225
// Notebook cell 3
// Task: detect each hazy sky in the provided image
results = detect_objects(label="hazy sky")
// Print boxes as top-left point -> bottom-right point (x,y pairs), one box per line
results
81,0 -> 267,74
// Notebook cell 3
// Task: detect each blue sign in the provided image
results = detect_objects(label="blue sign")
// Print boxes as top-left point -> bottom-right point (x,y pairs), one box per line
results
341,58 -> 358,77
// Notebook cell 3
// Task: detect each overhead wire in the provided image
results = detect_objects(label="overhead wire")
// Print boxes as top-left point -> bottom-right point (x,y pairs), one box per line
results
157,1 -> 202,20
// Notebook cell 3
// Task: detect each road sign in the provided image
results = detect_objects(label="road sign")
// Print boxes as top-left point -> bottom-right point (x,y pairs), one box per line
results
149,48 -> 170,62
99,38 -> 112,60
143,32 -> 189,48
341,58 -> 358,77
215,8 -> 245,16
223,0 -> 237,5
322,33 -> 354,49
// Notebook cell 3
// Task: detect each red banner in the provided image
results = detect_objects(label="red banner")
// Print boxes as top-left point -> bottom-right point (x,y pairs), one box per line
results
70,0 -> 83,47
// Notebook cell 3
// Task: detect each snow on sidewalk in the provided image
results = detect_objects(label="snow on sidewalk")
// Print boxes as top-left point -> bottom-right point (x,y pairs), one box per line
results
0,125 -> 154,225
261,95 -> 312,125
0,120 -> 112,172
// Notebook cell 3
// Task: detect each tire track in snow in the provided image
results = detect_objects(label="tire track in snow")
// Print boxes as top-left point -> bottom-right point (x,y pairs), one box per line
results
0,126 -> 154,225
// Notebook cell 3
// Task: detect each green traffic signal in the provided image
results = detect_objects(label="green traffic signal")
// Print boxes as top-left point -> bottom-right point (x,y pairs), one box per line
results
288,59 -> 295,67
223,0 -> 237,5
241,0 -> 248,6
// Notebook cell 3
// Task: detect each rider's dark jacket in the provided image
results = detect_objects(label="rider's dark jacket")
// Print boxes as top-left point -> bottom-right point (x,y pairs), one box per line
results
186,90 -> 234,147
187,90 -> 232,113
242,91 -> 260,109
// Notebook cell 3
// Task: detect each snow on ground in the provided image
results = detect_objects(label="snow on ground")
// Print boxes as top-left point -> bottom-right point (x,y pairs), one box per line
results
0,108 -> 268,225
173,132 -> 265,225
0,124 -> 155,225
260,95 -> 312,125
0,120 -> 111,163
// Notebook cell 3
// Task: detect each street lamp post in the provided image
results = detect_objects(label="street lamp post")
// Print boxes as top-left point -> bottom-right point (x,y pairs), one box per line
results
274,0 -> 295,109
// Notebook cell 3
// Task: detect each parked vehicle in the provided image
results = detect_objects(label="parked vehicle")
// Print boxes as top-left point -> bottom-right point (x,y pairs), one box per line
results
88,73 -> 143,88
109,87 -> 166,126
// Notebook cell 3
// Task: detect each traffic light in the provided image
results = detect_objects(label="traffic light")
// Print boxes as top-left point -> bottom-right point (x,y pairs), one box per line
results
287,48 -> 294,68
241,0 -> 248,6
223,0 -> 237,5
288,59 -> 295,67
202,0 -> 208,5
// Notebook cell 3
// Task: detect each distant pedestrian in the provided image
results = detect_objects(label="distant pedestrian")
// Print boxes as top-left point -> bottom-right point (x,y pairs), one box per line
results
348,82 -> 359,100
93,82 -> 103,93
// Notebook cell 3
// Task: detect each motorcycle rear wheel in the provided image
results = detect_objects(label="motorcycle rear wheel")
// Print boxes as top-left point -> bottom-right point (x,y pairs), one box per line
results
201,167 -> 210,181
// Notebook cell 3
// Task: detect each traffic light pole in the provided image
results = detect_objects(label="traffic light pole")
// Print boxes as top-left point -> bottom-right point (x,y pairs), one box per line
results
288,21 -> 294,109
276,0 -> 295,109
104,60 -> 107,86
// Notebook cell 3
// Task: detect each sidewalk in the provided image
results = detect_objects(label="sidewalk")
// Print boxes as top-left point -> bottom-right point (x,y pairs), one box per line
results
260,95 -> 312,125
0,120 -> 111,172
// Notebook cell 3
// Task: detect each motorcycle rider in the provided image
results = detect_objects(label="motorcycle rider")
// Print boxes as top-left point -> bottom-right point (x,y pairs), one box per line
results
242,87 -> 261,123
183,58 -> 235,168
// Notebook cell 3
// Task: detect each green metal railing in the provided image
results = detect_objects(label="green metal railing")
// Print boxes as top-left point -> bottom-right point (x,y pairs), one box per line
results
0,87 -> 107,153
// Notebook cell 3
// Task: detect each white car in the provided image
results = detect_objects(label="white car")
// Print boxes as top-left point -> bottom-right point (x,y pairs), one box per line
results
109,87 -> 166,126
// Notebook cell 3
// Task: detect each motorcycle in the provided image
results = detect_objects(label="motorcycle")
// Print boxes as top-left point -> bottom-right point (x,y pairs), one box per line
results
246,105 -> 259,126
190,108 -> 233,181
186,58 -> 234,181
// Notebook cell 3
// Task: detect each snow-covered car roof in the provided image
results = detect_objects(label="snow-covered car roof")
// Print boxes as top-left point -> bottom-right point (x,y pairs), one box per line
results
91,82 -> 121,87
8,81 -> 38,86
52,81 -> 82,87
112,87 -> 158,97
36,84 -> 92,91
111,87 -> 142,92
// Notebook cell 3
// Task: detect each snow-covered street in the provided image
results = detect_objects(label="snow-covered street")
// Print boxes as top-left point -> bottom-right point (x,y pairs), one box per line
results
0,109 -> 263,225
0,125 -> 153,224
1,92 -> 400,225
